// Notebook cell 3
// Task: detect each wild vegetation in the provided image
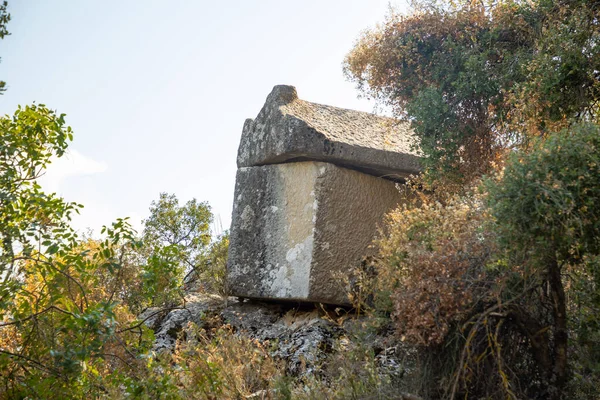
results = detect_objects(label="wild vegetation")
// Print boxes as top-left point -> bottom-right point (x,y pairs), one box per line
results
345,0 -> 600,398
1,0 -> 599,399
0,102 -> 228,397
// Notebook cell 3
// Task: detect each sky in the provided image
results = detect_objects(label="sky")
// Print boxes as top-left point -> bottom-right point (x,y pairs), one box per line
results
0,0 -> 407,236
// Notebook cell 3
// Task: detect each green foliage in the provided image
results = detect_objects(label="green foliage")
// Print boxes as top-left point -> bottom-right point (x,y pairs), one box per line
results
486,123 -> 600,270
485,123 -> 600,398
373,125 -> 600,399
193,232 -> 229,295
510,0 -> 600,129
0,102 -> 245,397
142,193 -> 212,256
0,105 -> 149,397
140,193 -> 213,305
344,0 -> 600,184
0,0 -> 9,94
0,104 -> 73,262
0,104 -> 73,297
139,243 -> 184,308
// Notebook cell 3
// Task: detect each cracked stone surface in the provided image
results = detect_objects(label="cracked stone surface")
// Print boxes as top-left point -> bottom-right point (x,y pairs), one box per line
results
140,296 -> 342,376
141,296 -> 411,380
139,293 -> 224,352
221,301 -> 341,376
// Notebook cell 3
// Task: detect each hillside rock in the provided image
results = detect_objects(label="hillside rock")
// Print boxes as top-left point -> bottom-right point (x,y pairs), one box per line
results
140,293 -> 414,385
139,293 -> 224,352
141,295 -> 341,375
221,301 -> 341,376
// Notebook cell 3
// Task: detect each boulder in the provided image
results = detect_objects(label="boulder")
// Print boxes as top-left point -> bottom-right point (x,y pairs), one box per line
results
227,161 -> 404,305
139,293 -> 224,352
237,85 -> 421,181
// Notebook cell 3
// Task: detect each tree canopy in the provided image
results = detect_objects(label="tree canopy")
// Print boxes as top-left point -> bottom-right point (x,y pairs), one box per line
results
0,1 -> 9,94
344,0 -> 600,184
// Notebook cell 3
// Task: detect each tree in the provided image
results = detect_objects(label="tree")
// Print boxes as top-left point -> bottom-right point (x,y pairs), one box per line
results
344,0 -> 600,185
142,193 -> 212,268
0,105 -> 155,397
0,1 -> 10,94
140,193 -> 213,307
193,232 -> 229,295
353,1 -> 600,398
0,103 -> 225,397
485,123 -> 600,398
0,104 -> 72,284
378,126 -> 600,398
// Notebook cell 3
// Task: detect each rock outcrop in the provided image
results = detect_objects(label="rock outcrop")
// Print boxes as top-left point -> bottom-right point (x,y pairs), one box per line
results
141,294 -> 343,376
141,294 -> 408,380
228,85 -> 421,305
139,293 -> 225,352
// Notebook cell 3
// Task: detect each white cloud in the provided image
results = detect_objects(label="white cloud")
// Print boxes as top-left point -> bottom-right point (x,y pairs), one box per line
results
37,149 -> 108,193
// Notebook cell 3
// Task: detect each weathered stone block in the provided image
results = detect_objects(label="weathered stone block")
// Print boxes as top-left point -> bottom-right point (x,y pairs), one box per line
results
237,85 -> 422,180
227,161 -> 404,305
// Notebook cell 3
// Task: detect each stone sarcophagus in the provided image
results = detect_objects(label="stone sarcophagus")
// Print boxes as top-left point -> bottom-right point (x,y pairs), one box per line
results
227,85 -> 421,305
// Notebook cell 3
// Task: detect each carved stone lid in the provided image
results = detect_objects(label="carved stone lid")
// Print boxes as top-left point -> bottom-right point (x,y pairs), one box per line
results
237,85 -> 422,180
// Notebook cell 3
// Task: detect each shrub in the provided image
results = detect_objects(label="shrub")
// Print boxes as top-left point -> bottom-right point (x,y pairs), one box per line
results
376,123 -> 600,399
379,192 -> 494,347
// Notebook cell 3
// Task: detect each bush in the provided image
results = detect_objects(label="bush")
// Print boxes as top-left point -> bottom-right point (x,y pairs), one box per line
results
375,123 -> 600,399
193,233 -> 229,296
379,192 -> 494,347
485,122 -> 600,399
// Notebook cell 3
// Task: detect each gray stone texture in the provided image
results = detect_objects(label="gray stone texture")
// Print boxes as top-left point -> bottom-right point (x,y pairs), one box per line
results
237,85 -> 421,181
227,161 -> 404,305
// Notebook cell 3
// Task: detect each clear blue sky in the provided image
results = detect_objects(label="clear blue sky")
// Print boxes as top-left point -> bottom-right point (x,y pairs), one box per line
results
0,1 -> 407,235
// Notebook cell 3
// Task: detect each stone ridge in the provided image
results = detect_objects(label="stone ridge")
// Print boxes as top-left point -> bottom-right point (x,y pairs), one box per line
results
237,85 -> 422,181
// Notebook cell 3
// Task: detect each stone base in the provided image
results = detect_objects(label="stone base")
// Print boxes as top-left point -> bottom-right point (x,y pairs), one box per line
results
227,161 -> 404,305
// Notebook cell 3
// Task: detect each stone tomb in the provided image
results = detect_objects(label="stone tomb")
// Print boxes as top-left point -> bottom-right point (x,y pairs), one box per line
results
227,85 -> 421,305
